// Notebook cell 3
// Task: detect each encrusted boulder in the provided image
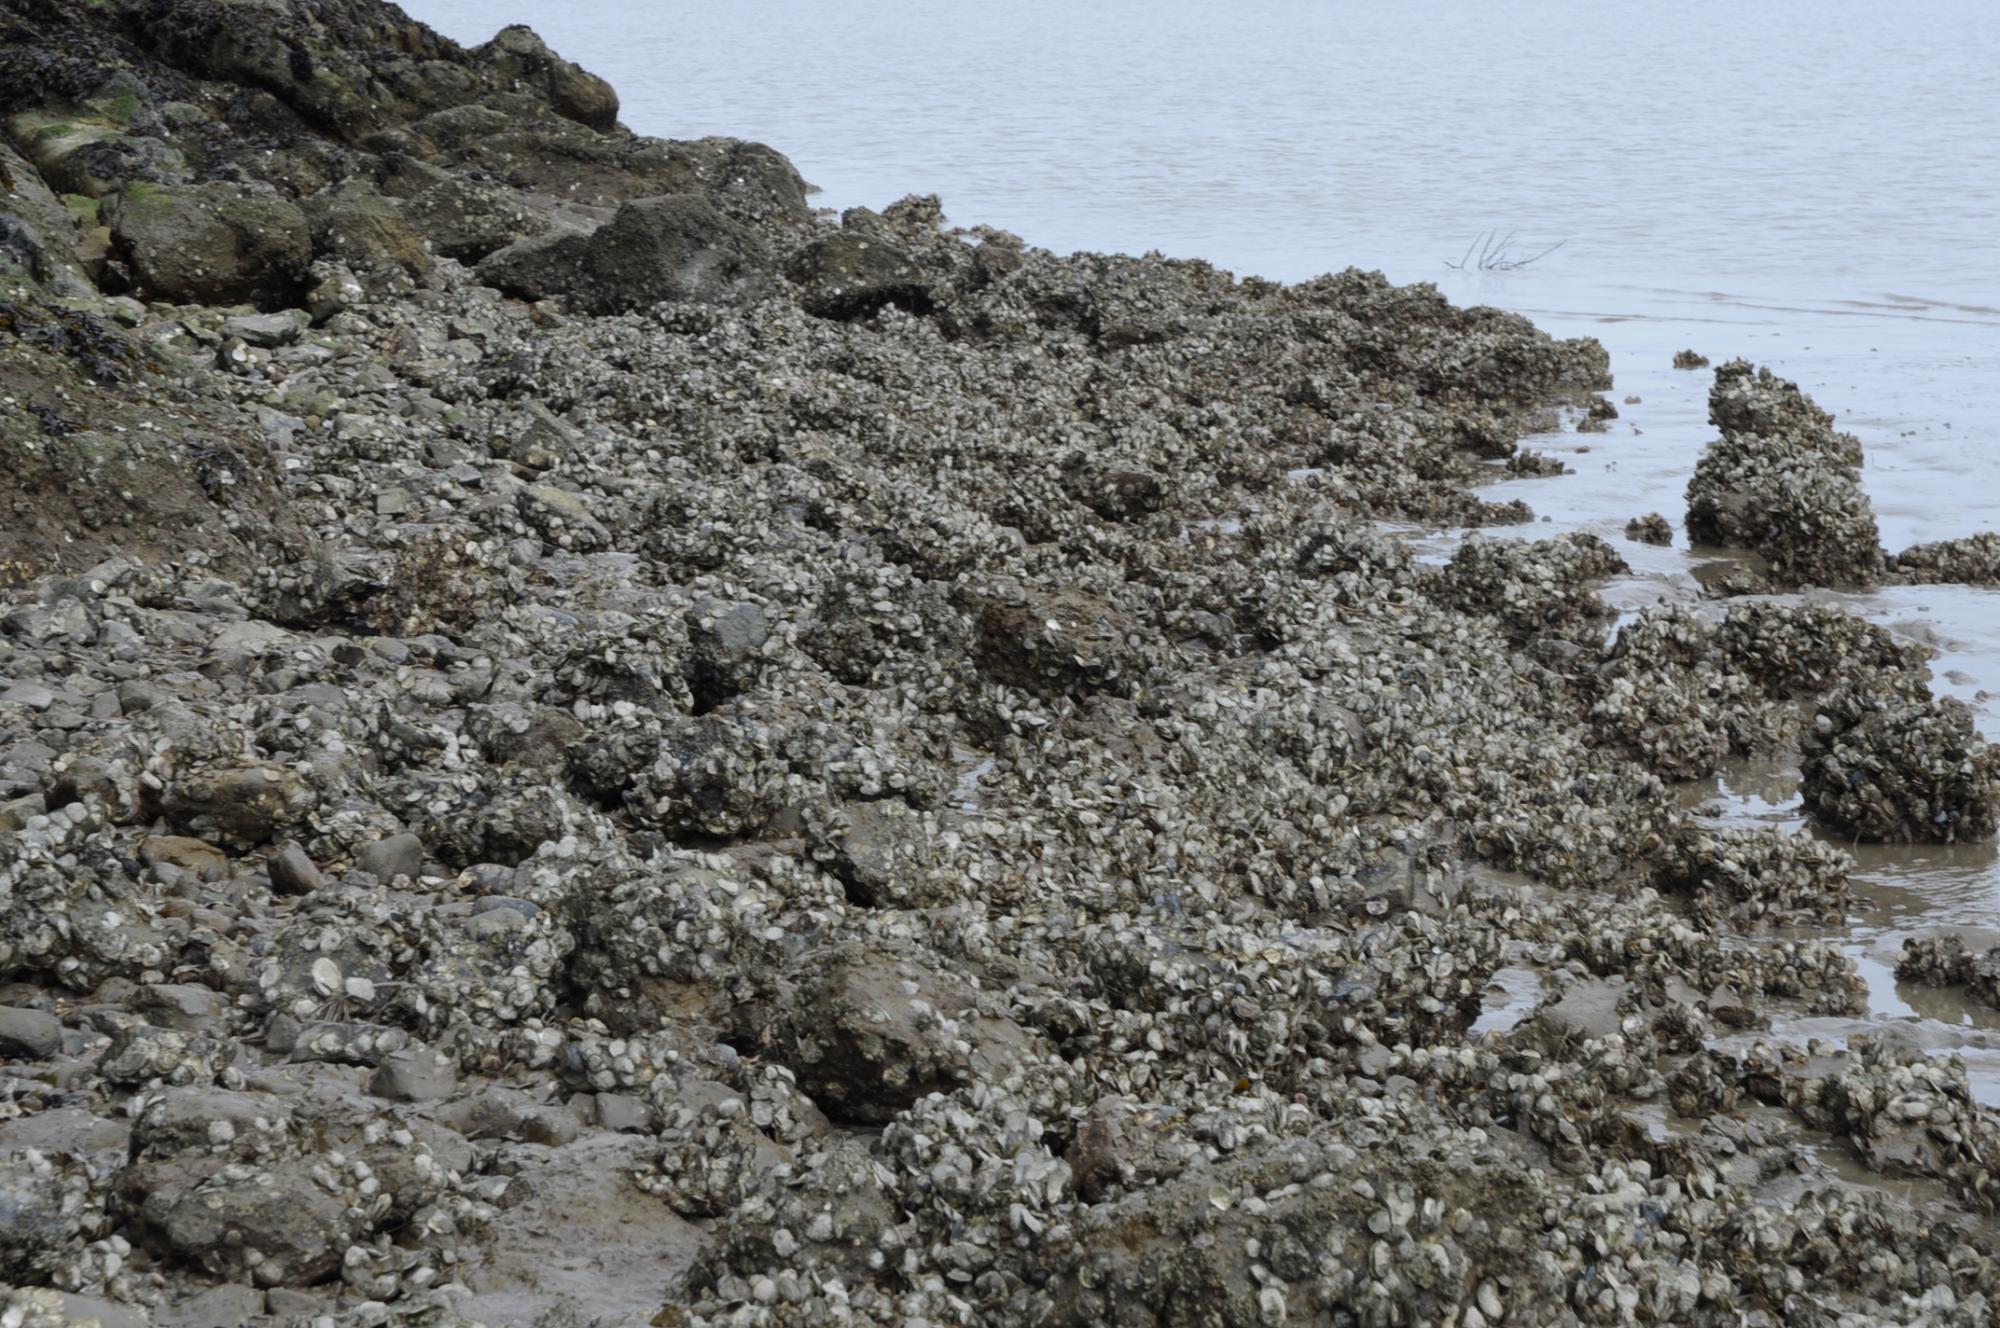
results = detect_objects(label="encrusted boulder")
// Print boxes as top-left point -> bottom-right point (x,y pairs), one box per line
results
108,182 -> 311,309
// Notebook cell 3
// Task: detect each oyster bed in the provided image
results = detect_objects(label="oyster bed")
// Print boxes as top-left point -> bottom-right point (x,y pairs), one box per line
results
4,3 -> 2000,1326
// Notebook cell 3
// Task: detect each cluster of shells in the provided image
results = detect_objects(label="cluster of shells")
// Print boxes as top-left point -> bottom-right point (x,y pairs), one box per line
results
8,92 -> 2000,1328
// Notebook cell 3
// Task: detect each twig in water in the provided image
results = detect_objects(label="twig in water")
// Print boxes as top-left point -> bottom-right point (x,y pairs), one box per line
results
1444,230 -> 1567,272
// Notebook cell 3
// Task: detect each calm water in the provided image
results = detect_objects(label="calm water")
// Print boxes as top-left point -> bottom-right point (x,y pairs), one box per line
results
406,0 -> 2000,1086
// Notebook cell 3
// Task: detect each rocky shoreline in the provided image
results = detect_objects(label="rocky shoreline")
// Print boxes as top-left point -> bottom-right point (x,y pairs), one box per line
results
5,3 -> 2000,1326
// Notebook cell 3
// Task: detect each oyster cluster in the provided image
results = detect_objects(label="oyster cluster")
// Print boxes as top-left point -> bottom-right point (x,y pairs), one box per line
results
1683,361 -> 1883,589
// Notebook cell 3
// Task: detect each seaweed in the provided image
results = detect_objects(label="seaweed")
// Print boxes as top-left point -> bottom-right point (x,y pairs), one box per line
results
0,297 -> 151,382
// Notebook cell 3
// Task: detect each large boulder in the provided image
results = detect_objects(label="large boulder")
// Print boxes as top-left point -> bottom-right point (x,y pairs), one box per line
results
0,144 -> 98,300
786,231 -> 933,320
109,181 -> 310,309
478,25 -> 620,132
479,192 -> 773,313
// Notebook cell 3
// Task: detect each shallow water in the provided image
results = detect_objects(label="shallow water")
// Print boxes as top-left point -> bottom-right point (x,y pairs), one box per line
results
406,0 -> 2000,1090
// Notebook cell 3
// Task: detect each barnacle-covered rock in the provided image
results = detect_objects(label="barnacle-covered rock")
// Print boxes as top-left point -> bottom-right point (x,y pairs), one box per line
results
1653,823 -> 1852,924
1891,531 -> 2000,585
1432,532 -> 1628,642
1897,934 -> 2000,1009
1684,360 -> 1884,588
1802,688 -> 2000,841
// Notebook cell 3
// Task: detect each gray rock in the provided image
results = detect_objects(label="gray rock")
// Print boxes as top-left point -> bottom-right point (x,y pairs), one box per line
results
220,309 -> 311,348
0,793 -> 45,832
158,1282 -> 266,1328
162,763 -> 311,848
479,25 -> 621,131
480,193 -> 772,313
403,176 -> 567,263
0,1153 -> 79,1280
0,682 -> 55,710
787,232 -> 933,320
137,983 -> 228,1033
268,841 -> 325,896
1535,977 -> 1628,1048
300,178 -> 432,283
475,229 -> 592,303
56,1294 -> 150,1328
355,832 -> 425,882
592,1092 -> 652,1133
368,1046 -> 458,1102
0,1006 -> 63,1060
140,1160 -> 359,1287
438,1087 -> 580,1146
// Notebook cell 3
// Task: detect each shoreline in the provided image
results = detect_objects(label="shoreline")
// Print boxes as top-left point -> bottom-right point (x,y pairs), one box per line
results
6,3 -> 2000,1326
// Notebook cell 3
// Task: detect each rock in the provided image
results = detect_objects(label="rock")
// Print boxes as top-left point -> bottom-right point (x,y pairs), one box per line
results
786,232 -> 933,320
1066,1096 -> 1194,1201
438,1087 -> 580,1146
140,834 -> 230,877
0,1154 -> 80,1281
1803,689 -> 2000,842
354,831 -> 424,881
479,25 -> 621,131
300,178 -> 432,282
479,193 -> 772,313
158,1283 -> 267,1328
495,401 -> 581,469
583,194 -> 772,310
137,982 -> 229,1033
55,1294 -> 150,1328
518,482 -> 610,549
0,1005 -> 63,1059
267,841 -> 325,896
1684,361 -> 1882,589
220,309 -> 311,348
1,681 -> 56,710
162,763 -> 312,848
367,1046 -> 458,1101
474,228 -> 592,303
108,182 -> 312,310
449,1135 -> 701,1327
305,264 -> 365,323
1625,512 -> 1673,545
402,176 -> 567,263
0,142 -> 99,300
762,944 -> 1040,1123
1534,977 -> 1627,1048
140,1161 -> 360,1287
591,1092 -> 652,1133
0,793 -> 45,832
